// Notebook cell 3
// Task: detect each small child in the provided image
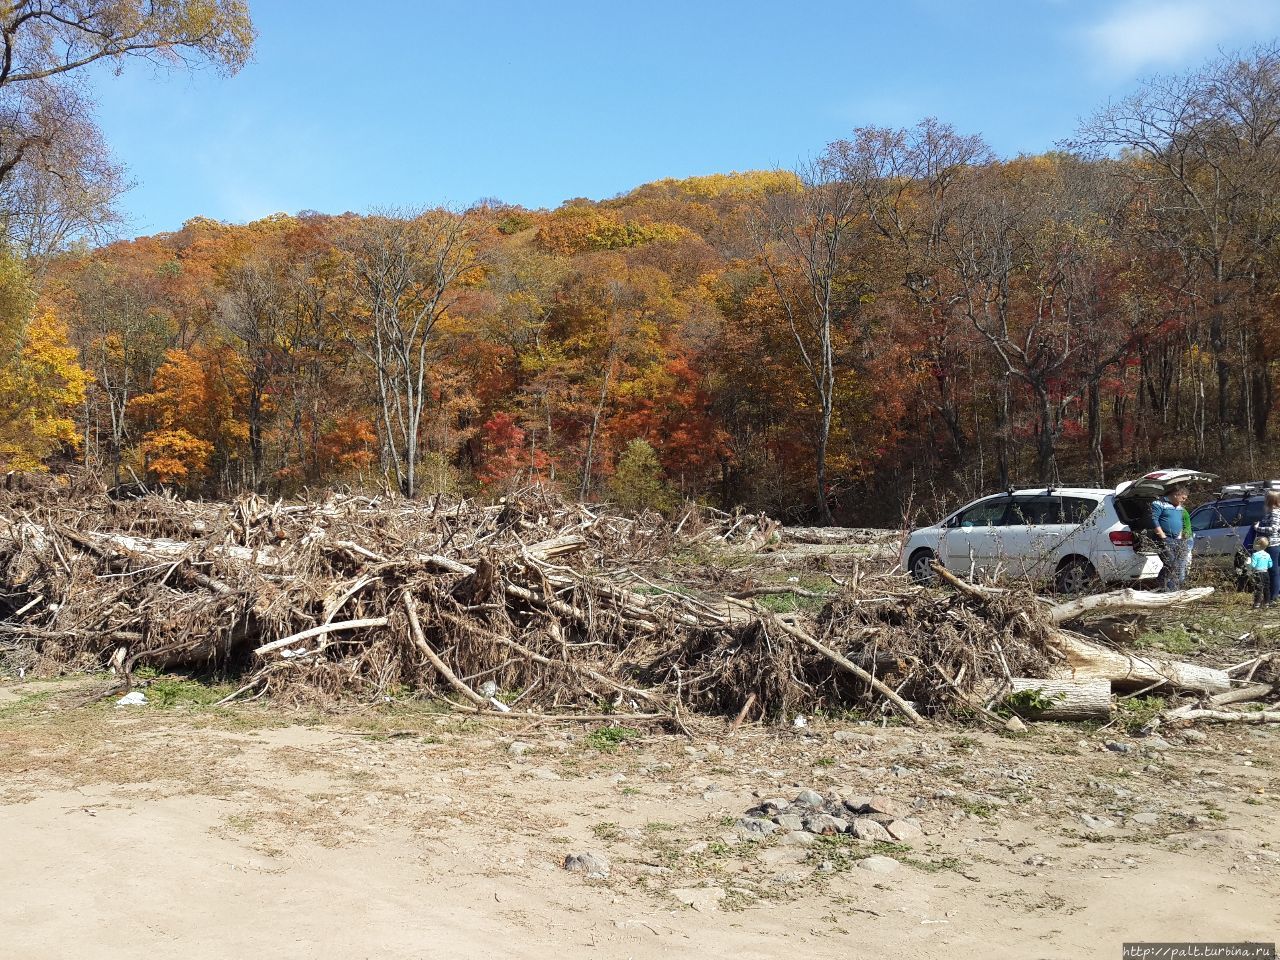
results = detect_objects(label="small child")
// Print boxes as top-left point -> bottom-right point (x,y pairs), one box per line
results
1251,537 -> 1274,608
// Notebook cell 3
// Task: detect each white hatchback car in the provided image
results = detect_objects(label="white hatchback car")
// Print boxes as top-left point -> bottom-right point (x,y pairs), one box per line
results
900,469 -> 1215,592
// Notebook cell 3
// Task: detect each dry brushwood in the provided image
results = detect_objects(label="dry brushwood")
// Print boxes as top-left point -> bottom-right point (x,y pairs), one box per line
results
0,479 -> 1242,725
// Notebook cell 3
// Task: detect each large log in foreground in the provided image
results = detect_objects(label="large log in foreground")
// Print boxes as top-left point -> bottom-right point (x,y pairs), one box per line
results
1047,633 -> 1231,695
1046,587 -> 1216,625
1006,678 -> 1113,721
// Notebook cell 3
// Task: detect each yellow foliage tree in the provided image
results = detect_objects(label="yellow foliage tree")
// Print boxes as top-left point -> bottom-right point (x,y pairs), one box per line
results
0,307 -> 93,471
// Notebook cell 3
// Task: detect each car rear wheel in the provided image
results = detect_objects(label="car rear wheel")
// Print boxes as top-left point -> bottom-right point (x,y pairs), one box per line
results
909,549 -> 938,586
1055,557 -> 1096,595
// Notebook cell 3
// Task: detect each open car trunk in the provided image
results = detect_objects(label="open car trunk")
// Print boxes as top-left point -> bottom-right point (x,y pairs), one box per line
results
1115,468 -> 1217,551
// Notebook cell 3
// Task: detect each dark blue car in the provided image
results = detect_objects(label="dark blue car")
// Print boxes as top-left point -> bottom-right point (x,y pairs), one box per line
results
1189,481 -> 1278,568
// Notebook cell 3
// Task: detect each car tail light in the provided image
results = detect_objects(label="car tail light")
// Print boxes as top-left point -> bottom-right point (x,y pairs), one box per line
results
1109,530 -> 1135,546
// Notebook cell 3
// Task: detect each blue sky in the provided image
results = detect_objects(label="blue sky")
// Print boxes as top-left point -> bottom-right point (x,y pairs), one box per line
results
87,0 -> 1280,236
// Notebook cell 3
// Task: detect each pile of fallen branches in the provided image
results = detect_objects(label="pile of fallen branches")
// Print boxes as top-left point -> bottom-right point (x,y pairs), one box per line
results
0,479 -> 1270,727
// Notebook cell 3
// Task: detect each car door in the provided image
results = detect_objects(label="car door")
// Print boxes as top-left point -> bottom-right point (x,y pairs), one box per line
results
1004,495 -> 1050,580
1008,495 -> 1102,581
943,496 -> 1012,580
1190,500 -> 1245,565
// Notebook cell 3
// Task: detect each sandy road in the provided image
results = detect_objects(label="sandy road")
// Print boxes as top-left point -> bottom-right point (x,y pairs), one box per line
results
1,684 -> 1277,959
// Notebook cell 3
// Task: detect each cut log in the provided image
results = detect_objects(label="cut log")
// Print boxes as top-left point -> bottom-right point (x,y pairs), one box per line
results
1046,633 -> 1230,694
1157,708 -> 1280,724
254,618 -> 389,657
1153,683 -> 1275,725
1046,587 -> 1214,625
783,526 -> 891,546
1005,678 -> 1112,721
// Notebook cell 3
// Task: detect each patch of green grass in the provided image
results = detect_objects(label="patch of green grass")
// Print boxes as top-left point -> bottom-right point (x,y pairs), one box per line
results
1117,695 -> 1168,733
644,821 -> 678,833
902,855 -> 964,874
146,677 -> 236,708
719,888 -> 756,912
814,756 -> 836,767
1135,625 -> 1197,656
585,724 -> 642,753
1041,742 -> 1082,756
1134,599 -> 1255,656
806,837 -> 912,873
591,822 -> 621,841
998,687 -> 1067,717
0,689 -> 55,721
949,735 -> 979,750
955,799 -> 999,820
754,592 -> 828,615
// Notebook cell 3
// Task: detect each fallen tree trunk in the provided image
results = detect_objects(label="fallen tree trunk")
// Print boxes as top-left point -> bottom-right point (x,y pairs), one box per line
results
1046,633 -> 1230,695
1046,587 -> 1215,625
1004,678 -> 1112,721
929,561 -> 1216,627
783,527 -> 889,546
1156,708 -> 1280,725
1152,683 -> 1275,726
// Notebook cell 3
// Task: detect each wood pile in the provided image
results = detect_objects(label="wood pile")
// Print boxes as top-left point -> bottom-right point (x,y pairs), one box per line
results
0,478 -> 1271,728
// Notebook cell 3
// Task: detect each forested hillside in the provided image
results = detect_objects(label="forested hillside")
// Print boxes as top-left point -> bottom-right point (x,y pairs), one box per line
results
5,28 -> 1280,522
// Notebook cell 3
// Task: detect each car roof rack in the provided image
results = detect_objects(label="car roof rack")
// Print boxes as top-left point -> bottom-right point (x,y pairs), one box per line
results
1219,480 -> 1280,498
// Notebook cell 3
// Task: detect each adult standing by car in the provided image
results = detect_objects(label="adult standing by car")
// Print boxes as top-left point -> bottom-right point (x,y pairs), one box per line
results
1252,490 -> 1280,605
1151,484 -> 1190,591
1178,498 -> 1195,586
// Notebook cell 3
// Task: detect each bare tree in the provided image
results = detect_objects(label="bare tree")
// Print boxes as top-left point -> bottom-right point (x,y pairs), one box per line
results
827,119 -> 993,460
218,258 -> 282,491
1077,44 -> 1280,451
338,210 -> 477,498
752,158 -> 864,525
0,80 -> 126,260
0,2 -> 254,88
0,2 -> 253,257
941,156 -> 1142,483
68,260 -> 171,483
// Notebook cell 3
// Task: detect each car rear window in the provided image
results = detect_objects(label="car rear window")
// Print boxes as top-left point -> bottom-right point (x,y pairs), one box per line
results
1244,500 -> 1266,524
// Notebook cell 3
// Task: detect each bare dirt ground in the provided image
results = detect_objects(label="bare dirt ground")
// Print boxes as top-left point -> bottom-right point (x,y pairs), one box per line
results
2,674 -> 1277,959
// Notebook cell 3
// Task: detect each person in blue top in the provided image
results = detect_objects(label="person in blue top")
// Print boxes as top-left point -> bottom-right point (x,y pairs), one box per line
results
1251,490 -> 1280,605
1251,537 -> 1274,608
1150,484 -> 1190,592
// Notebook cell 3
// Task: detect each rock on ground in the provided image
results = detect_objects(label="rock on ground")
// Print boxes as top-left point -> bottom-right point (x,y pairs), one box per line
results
857,855 -> 901,874
563,852 -> 611,878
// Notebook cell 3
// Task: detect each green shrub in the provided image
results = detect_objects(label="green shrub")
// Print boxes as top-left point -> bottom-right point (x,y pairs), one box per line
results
608,439 -> 673,513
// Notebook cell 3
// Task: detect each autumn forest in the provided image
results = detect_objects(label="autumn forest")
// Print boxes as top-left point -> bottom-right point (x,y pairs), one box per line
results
3,5 -> 1280,523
